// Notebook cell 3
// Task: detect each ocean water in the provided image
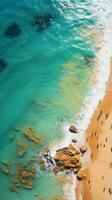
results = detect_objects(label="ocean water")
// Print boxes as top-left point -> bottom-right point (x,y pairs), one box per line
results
0,0 -> 96,199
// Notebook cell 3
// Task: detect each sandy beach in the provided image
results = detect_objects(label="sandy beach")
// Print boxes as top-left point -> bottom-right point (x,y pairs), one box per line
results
76,60 -> 112,200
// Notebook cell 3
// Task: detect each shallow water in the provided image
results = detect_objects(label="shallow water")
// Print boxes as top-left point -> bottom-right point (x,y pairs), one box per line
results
0,0 -> 96,199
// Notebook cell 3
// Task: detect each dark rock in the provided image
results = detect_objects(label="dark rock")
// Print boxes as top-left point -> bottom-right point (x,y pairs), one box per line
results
0,59 -> 7,73
44,14 -> 54,26
69,125 -> 78,133
31,14 -> 54,30
32,16 -> 45,28
4,23 -> 21,38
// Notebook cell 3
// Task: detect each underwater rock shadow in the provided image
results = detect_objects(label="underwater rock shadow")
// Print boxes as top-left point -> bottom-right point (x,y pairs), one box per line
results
4,23 -> 21,39
0,59 -> 7,73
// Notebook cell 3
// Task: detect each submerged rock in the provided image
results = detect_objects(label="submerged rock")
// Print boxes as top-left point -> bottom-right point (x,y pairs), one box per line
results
69,125 -> 78,133
24,128 -> 43,145
0,59 -> 7,73
4,23 -> 21,38
17,140 -> 27,157
31,14 -> 54,30
9,165 -> 36,192
1,164 -> 10,175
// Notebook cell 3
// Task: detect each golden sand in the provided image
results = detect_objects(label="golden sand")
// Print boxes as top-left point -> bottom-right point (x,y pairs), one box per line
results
76,62 -> 112,199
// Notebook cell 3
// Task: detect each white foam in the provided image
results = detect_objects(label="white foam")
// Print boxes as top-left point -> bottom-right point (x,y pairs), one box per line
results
63,173 -> 77,200
76,0 -> 112,139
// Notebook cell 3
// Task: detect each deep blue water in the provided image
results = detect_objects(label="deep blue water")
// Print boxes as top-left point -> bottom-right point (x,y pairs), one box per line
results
0,0 -> 96,199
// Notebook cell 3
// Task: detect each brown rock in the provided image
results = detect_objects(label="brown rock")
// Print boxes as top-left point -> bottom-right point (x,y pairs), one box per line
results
53,166 -> 60,174
22,179 -> 33,190
19,167 -> 35,179
54,144 -> 81,171
79,144 -> 87,154
24,128 -> 43,145
77,170 -> 87,181
10,176 -> 21,192
69,125 -> 78,133
72,139 -> 77,143
17,140 -> 27,157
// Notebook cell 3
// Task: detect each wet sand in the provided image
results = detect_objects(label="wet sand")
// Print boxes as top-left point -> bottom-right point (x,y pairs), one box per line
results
76,61 -> 112,200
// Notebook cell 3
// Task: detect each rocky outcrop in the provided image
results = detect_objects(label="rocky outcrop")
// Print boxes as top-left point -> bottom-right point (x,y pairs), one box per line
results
54,144 -> 81,173
10,165 -> 36,192
69,125 -> 78,133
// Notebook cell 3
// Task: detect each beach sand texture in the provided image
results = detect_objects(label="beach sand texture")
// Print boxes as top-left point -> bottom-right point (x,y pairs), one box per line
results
76,61 -> 112,200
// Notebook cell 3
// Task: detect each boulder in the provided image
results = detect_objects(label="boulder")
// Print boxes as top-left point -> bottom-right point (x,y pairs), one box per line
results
54,144 -> 81,172
72,139 -> 77,143
69,125 -> 78,133
79,144 -> 87,154
4,23 -> 21,38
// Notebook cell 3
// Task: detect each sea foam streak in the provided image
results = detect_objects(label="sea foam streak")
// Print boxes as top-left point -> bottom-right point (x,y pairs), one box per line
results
50,0 -> 112,199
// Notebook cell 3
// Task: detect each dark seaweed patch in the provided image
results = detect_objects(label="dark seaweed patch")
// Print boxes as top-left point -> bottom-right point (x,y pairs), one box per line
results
0,59 -> 7,73
4,23 -> 21,38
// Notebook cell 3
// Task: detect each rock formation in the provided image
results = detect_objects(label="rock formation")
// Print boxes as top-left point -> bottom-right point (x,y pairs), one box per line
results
24,128 -> 43,145
54,144 -> 81,173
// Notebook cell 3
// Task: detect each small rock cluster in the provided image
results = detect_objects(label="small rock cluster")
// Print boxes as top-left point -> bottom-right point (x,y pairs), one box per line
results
43,125 -> 88,182
10,165 -> 36,192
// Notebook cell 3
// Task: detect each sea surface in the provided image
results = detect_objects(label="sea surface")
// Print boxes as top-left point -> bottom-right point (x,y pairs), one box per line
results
0,0 -> 96,199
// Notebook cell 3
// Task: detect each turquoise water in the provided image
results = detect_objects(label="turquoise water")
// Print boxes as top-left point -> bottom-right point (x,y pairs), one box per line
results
0,0 -> 96,199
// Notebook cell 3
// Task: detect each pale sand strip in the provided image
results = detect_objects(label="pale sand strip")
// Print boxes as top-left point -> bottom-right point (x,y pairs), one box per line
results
76,61 -> 112,200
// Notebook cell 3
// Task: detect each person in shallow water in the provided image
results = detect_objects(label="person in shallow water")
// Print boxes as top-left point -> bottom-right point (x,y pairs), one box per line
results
0,59 -> 7,73
31,14 -> 54,31
4,23 -> 21,38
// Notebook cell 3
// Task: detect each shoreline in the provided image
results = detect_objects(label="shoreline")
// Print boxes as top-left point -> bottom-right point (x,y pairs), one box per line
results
76,58 -> 112,200
48,1 -> 112,200
75,0 -> 112,199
